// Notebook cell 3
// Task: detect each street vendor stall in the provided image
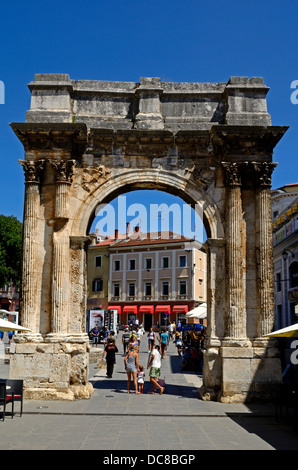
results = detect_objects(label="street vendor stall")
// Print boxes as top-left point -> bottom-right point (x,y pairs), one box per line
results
175,323 -> 205,372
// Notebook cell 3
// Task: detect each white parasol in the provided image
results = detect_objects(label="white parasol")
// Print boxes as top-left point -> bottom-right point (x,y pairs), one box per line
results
264,323 -> 298,338
0,309 -> 11,316
0,318 -> 32,332
186,303 -> 207,319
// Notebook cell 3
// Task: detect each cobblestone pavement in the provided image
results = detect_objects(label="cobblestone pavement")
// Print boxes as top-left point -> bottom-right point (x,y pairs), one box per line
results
1,334 -> 298,451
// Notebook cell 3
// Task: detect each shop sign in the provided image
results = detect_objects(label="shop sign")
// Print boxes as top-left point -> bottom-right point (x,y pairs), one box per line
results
274,227 -> 286,246
273,219 -> 298,246
286,220 -> 296,237
87,298 -> 102,309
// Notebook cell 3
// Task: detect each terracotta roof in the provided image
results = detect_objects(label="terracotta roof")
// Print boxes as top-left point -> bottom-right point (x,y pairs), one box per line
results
89,232 -> 127,247
109,231 -> 193,248
89,230 -> 196,249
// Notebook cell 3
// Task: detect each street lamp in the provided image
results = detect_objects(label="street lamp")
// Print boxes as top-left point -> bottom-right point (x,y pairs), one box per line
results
282,249 -> 295,261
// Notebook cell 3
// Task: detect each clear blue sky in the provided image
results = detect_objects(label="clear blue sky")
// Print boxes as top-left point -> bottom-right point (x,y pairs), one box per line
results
0,0 -> 297,234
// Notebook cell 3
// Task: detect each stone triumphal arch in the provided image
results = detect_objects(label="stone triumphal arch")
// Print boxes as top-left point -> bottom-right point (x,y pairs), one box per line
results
10,75 -> 288,402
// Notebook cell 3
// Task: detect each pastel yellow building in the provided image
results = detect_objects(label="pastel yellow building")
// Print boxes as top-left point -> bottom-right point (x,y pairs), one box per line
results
87,234 -> 114,311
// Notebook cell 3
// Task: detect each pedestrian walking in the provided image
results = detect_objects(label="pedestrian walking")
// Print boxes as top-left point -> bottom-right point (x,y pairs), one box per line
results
136,326 -> 142,347
171,322 -> 176,341
108,330 -> 116,342
8,330 -> 14,344
102,338 -> 118,378
122,328 -> 130,355
128,332 -> 138,351
137,365 -> 145,394
175,331 -> 183,356
160,329 -> 169,358
167,322 -> 173,344
147,327 -> 155,353
103,326 -> 110,347
148,345 -> 165,395
124,345 -> 140,394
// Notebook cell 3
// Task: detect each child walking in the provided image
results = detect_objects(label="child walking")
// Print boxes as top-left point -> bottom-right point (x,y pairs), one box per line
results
137,365 -> 145,394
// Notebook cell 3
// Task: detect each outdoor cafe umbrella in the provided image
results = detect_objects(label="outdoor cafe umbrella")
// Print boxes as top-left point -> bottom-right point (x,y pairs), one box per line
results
264,323 -> 298,338
186,303 -> 207,319
0,318 -> 31,332
0,309 -> 10,316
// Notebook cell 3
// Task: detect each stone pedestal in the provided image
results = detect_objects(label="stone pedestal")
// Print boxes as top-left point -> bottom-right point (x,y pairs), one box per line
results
200,339 -> 282,403
10,335 -> 93,400
219,340 -> 281,403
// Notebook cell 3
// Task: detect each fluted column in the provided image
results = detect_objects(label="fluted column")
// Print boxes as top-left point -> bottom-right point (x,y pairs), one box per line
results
18,160 -> 45,334
254,162 -> 277,337
222,162 -> 245,339
69,236 -> 91,336
50,160 -> 76,219
49,159 -> 75,335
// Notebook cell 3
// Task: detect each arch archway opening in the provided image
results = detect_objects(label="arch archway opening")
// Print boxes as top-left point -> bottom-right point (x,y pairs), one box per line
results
88,189 -> 207,243
86,187 -> 209,327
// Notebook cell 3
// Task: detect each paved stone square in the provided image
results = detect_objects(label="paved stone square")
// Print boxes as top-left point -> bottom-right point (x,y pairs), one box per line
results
1,334 -> 298,450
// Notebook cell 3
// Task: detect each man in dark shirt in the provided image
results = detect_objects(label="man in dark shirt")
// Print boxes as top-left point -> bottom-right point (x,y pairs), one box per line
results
102,338 -> 118,378
122,328 -> 130,355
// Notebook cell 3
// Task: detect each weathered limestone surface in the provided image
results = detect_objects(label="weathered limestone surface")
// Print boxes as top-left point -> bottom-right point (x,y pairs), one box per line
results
10,75 -> 288,402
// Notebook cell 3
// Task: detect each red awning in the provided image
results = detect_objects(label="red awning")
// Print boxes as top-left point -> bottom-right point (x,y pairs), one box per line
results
139,305 -> 154,314
155,305 -> 171,314
107,306 -> 122,314
123,306 -> 138,314
172,305 -> 189,314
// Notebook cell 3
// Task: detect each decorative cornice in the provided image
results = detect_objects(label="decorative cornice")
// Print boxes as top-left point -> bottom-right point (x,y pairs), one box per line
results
211,125 -> 288,156
10,123 -> 87,152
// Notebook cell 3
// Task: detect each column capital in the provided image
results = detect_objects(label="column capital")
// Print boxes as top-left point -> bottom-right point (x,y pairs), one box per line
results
49,159 -> 76,184
70,236 -> 91,249
252,162 -> 277,188
222,162 -> 241,187
19,159 -> 45,183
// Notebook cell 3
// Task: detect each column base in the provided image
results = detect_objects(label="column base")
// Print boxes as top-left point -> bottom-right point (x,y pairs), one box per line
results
9,334 -> 94,401
199,340 -> 282,403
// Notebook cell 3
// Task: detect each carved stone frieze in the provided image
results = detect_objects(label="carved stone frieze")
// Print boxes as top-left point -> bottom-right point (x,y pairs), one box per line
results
82,164 -> 112,193
192,166 -> 215,190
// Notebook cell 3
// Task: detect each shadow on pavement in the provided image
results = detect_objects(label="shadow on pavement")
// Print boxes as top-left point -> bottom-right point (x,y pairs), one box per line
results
90,376 -> 199,399
226,412 -> 298,450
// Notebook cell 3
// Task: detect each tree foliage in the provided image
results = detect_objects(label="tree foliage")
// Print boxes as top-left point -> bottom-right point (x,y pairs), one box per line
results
0,215 -> 22,288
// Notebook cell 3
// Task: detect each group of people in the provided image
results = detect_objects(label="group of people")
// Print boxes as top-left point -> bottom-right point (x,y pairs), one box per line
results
89,325 -> 115,347
123,331 -> 165,395
99,319 -> 192,395
147,323 -> 183,357
100,326 -> 165,395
